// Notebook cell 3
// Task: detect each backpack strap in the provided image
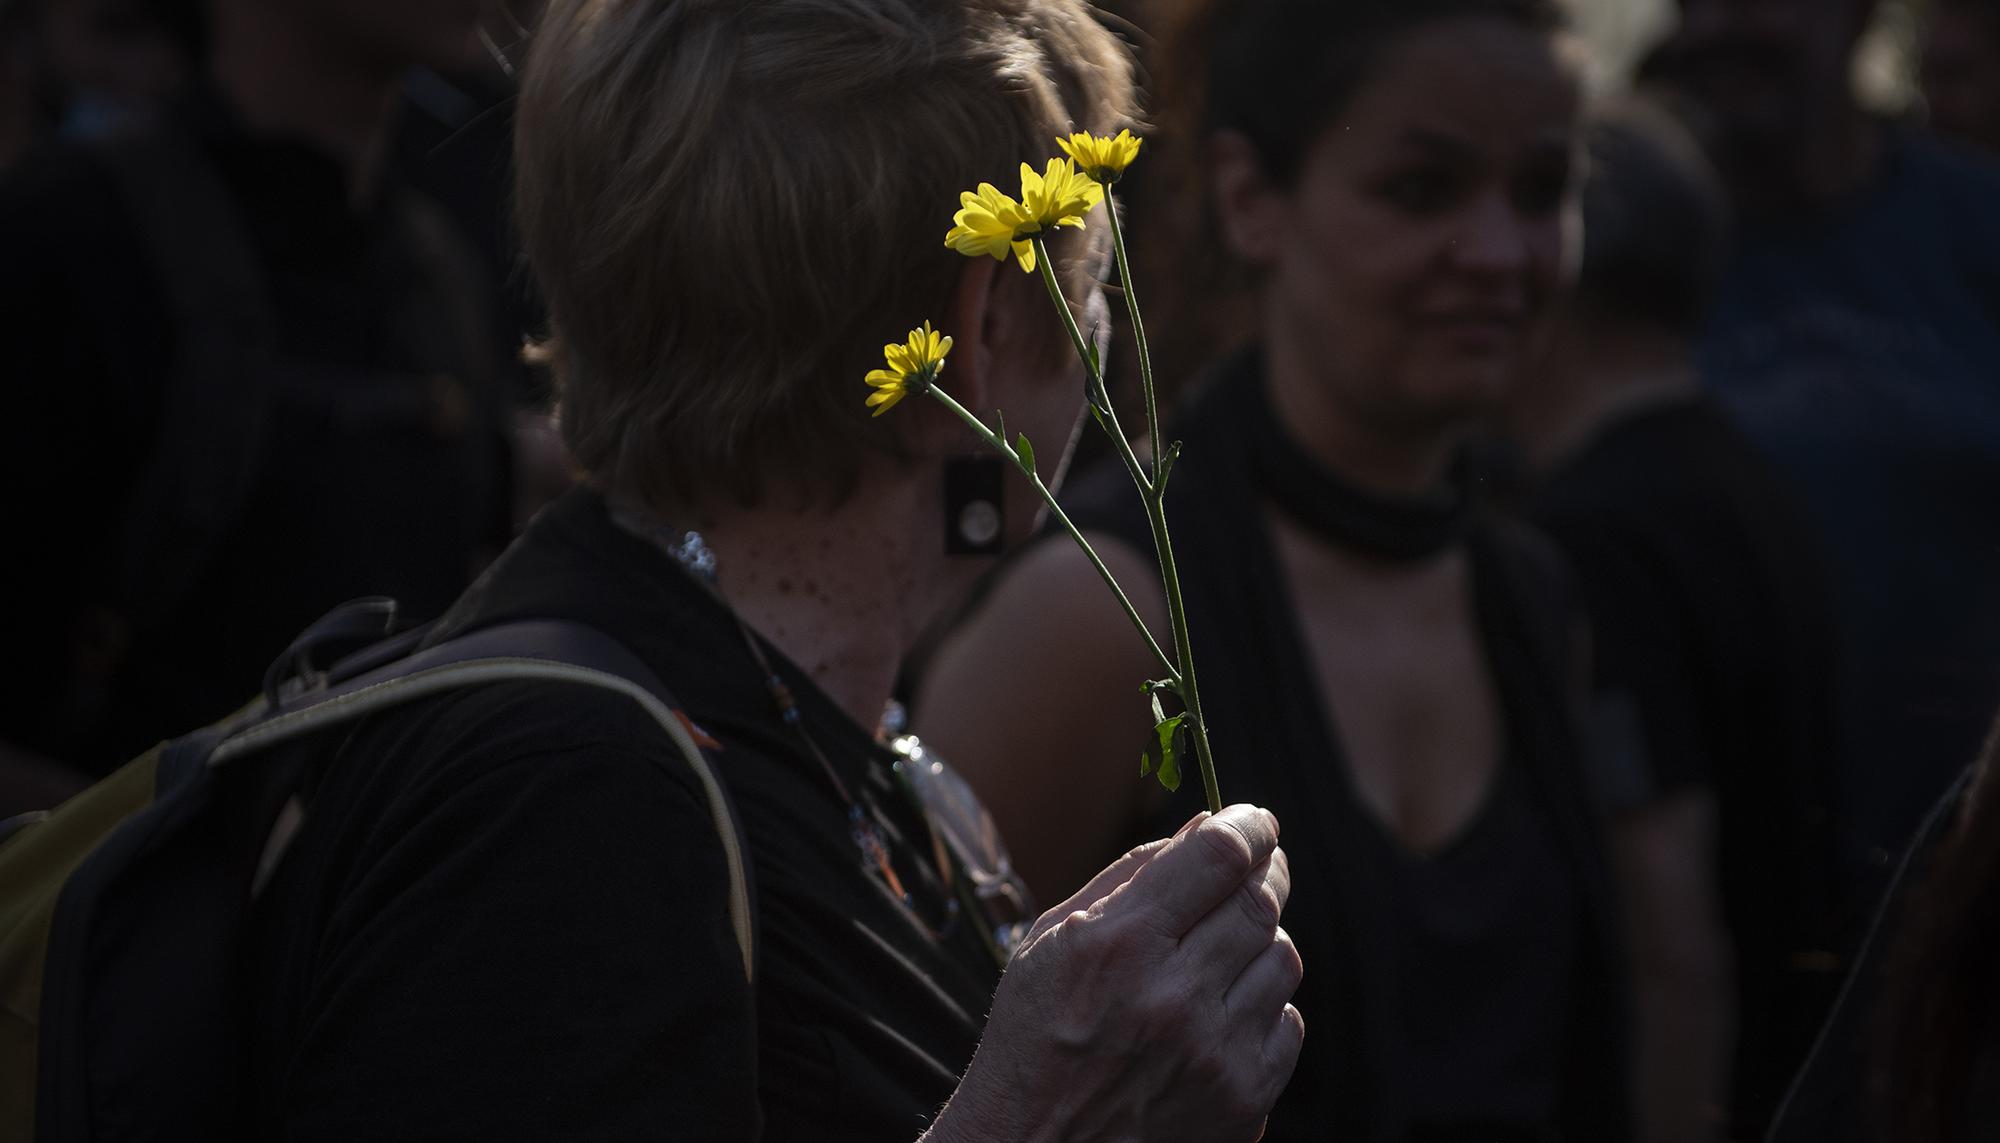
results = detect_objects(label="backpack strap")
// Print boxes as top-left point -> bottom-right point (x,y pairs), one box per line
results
216,619 -> 757,983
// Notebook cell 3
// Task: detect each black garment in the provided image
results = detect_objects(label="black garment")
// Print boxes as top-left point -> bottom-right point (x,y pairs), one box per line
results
244,487 -> 999,1140
0,88 -> 512,772
1372,765 -> 1582,1141
1531,395 -> 1847,1136
1062,350 -> 1631,1142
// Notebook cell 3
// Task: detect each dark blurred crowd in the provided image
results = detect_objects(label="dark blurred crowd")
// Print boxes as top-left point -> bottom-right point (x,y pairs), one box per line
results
4,0 -> 2000,1139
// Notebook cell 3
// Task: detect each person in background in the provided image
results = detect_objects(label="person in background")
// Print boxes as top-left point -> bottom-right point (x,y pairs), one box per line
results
1511,98 -> 1846,1141
0,0 -> 40,167
234,0 -> 1303,1137
0,0 -> 189,170
1923,0 -> 2000,154
916,1 -> 1631,1138
388,0 -> 573,529
0,0 -> 516,790
1650,0 -> 2000,917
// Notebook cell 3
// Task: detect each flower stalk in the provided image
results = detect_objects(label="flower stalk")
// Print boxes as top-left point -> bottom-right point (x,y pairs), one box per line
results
877,134 -> 1222,813
924,385 -> 1178,684
1026,233 -> 1219,814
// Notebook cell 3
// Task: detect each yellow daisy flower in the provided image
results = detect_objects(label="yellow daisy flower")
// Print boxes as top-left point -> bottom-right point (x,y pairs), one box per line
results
945,159 -> 1104,273
1057,129 -> 1143,183
1019,157 -> 1103,231
946,182 -> 1038,272
864,321 -> 952,417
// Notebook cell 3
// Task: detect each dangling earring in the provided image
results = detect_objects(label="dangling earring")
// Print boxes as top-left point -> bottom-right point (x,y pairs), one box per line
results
943,456 -> 1005,555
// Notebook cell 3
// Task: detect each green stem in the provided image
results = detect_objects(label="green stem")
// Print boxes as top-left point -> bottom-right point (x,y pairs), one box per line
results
1143,495 -> 1221,814
1102,192 -> 1160,484
1031,236 -> 1153,498
1026,230 -> 1221,813
926,384 -> 1180,684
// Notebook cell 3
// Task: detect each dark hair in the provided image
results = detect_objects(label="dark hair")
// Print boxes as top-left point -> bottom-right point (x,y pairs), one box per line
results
1176,0 -> 1567,185
1574,97 -> 1732,337
1131,0 -> 1571,397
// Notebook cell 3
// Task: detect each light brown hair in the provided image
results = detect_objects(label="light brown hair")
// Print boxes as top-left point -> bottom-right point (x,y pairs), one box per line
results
516,0 -> 1135,508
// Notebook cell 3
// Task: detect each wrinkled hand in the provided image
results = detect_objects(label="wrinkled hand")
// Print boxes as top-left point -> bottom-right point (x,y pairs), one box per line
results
930,805 -> 1304,1143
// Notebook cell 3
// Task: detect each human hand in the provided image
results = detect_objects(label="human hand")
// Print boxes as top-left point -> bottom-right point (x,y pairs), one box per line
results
928,804 -> 1303,1143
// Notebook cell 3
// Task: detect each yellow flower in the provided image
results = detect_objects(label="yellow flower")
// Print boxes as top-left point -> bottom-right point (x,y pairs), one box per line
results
946,182 -> 1038,272
1057,130 -> 1143,183
945,159 -> 1104,273
864,321 -> 952,417
1019,157 -> 1103,231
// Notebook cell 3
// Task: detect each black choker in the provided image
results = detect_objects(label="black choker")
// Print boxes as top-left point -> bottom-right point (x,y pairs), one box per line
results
1237,362 -> 1471,562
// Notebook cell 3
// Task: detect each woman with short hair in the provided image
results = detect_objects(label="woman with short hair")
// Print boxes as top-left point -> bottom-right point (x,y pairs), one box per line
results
239,1 -> 1303,1138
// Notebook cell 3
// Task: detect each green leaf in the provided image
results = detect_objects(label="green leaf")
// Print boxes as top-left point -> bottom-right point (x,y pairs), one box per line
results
1139,713 -> 1186,792
1015,432 -> 1036,477
1139,678 -> 1180,727
1158,440 -> 1184,493
1085,323 -> 1103,378
996,410 -> 1007,444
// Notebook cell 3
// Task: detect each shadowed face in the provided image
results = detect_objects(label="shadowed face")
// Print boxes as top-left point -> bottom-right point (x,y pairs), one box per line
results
1664,0 -> 1873,151
1220,17 -> 1583,438
1924,3 -> 2000,153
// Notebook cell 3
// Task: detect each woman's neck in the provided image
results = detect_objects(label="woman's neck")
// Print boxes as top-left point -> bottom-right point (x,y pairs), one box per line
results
670,479 -> 942,734
1261,317 -> 1461,497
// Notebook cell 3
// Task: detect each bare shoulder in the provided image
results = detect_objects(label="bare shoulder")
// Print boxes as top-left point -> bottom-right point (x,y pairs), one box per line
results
922,532 -> 1169,712
912,532 -> 1171,901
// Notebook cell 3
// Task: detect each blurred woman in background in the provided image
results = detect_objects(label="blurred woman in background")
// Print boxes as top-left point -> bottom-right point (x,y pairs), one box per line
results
915,1 -> 1630,1138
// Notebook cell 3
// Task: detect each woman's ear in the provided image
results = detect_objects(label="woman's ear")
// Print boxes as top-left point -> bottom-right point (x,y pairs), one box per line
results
946,252 -> 1002,416
889,255 -> 1006,461
1208,129 -> 1285,265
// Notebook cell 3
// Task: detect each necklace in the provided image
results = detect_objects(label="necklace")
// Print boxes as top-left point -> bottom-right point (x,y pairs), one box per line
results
612,508 -> 977,951
1230,349 -> 1473,561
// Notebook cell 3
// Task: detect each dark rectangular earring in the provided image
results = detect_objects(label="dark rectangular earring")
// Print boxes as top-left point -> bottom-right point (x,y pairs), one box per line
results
943,456 -> 1005,555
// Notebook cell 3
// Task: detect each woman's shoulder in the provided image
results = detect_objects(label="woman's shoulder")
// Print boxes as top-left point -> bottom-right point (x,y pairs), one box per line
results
331,676 -> 722,828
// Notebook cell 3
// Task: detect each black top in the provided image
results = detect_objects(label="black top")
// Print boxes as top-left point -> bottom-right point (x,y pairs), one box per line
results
1373,763 -> 1580,1142
243,488 -> 999,1140
1061,350 -> 1630,1142
1531,394 -> 1847,1135
0,88 -> 512,771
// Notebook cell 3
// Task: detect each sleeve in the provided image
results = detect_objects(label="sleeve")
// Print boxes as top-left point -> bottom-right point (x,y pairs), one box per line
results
1543,516 -> 1714,803
278,727 -> 761,1142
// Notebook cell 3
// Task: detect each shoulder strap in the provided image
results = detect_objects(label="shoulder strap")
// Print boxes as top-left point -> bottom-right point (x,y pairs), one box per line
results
217,620 -> 757,982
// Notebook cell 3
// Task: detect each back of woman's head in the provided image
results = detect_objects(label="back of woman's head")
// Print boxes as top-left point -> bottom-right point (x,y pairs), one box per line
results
515,0 -> 1133,509
1574,97 -> 1732,337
